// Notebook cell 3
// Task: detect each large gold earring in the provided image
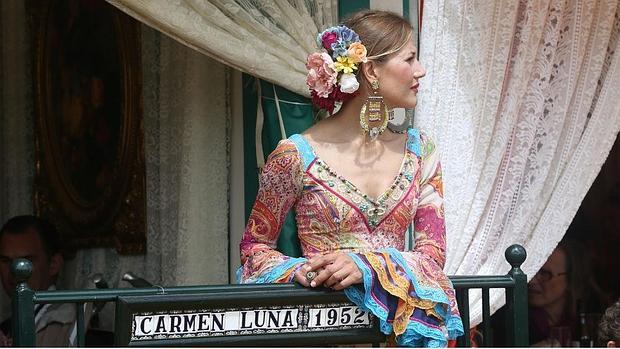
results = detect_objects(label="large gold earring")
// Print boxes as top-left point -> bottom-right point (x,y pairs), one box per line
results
359,80 -> 389,141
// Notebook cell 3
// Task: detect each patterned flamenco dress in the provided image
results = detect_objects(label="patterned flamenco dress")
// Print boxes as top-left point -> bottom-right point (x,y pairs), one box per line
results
238,128 -> 464,347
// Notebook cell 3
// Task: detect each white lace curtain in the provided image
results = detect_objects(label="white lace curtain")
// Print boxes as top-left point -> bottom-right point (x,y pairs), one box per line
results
65,25 -> 231,292
107,0 -> 338,96
416,0 -> 620,325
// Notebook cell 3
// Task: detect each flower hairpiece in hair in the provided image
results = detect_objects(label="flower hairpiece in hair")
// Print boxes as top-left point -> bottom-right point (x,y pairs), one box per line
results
306,25 -> 367,114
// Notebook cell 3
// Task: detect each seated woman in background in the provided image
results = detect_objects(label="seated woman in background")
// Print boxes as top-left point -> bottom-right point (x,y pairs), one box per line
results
493,238 -> 608,346
238,9 -> 464,347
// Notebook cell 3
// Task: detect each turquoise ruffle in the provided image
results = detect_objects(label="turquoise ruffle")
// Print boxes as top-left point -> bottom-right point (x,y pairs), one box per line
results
407,128 -> 422,157
345,250 -> 464,347
237,257 -> 307,284
289,134 -> 315,170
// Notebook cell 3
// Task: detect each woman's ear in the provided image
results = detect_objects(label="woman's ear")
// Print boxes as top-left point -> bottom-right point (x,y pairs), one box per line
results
361,60 -> 380,85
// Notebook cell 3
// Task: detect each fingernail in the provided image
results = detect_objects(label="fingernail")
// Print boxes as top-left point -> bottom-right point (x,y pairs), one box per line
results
311,281 -> 316,287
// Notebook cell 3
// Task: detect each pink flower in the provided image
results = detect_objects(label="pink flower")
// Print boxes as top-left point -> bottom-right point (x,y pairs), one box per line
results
321,31 -> 338,50
306,52 -> 337,98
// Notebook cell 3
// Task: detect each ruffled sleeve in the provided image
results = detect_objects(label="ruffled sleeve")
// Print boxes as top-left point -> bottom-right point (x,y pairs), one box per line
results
238,139 -> 307,283
344,130 -> 464,347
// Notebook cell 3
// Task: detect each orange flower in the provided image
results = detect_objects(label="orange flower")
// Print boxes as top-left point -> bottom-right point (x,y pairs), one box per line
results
347,42 -> 367,63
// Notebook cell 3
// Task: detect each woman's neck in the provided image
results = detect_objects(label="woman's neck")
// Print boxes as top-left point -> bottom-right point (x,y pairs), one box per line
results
544,296 -> 568,326
331,96 -> 365,134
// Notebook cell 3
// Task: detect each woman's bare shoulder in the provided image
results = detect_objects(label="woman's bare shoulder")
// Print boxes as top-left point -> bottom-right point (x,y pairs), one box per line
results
300,119 -> 340,143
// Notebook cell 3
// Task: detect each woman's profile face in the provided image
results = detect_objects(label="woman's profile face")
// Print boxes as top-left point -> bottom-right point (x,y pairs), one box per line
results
528,248 -> 569,310
375,40 -> 426,109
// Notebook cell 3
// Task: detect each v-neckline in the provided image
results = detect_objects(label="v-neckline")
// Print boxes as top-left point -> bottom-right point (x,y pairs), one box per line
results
300,134 -> 410,204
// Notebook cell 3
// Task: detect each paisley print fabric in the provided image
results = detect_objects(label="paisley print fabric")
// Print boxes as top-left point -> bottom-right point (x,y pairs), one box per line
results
239,128 -> 464,346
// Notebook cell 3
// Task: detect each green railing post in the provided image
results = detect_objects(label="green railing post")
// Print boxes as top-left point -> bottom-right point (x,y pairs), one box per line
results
504,244 -> 528,347
11,258 -> 35,347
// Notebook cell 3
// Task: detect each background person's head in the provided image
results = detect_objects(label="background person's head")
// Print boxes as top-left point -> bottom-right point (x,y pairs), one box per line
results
343,10 -> 425,109
528,238 -> 590,323
0,215 -> 63,296
598,299 -> 620,347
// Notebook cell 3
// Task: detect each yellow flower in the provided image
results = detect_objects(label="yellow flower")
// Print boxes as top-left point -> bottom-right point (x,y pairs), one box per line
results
334,56 -> 357,74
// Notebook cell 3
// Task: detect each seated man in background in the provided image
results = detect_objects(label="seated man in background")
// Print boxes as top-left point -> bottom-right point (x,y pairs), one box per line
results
0,215 -> 75,347
598,299 -> 620,347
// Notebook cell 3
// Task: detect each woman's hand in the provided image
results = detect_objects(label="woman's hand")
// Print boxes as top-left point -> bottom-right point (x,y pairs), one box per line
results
298,252 -> 363,290
293,266 -> 312,287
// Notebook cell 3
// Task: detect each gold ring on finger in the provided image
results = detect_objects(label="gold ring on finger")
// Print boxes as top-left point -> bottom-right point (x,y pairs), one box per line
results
305,271 -> 317,283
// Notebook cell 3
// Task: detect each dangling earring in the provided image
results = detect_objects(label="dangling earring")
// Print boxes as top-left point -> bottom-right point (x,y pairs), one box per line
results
359,80 -> 389,141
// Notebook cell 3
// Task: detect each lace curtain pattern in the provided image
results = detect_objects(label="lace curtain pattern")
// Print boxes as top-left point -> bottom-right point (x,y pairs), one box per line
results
65,25 -> 231,294
416,0 -> 620,324
61,27 -> 231,328
141,26 -> 230,287
107,0 -> 338,96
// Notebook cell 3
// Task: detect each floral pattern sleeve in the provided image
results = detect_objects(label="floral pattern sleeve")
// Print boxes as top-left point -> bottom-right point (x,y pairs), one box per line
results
344,131 -> 464,347
237,140 -> 307,283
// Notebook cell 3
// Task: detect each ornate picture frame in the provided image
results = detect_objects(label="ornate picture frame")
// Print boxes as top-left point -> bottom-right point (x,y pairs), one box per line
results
33,0 -> 146,255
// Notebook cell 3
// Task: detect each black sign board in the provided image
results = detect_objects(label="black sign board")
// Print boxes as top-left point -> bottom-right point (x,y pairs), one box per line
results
114,285 -> 384,346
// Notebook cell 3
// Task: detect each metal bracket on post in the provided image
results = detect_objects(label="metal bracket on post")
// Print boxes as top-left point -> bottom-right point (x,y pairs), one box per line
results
505,244 -> 528,347
11,258 -> 36,347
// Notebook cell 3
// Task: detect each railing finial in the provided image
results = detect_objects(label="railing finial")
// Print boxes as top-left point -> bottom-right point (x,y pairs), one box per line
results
11,258 -> 35,347
11,258 -> 33,285
505,244 -> 526,270
504,244 -> 528,346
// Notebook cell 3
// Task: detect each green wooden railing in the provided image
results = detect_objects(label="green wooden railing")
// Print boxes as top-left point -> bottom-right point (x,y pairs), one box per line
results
10,245 -> 527,347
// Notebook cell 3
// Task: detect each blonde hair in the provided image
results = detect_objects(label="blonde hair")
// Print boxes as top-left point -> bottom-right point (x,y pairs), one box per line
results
342,10 -> 413,64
